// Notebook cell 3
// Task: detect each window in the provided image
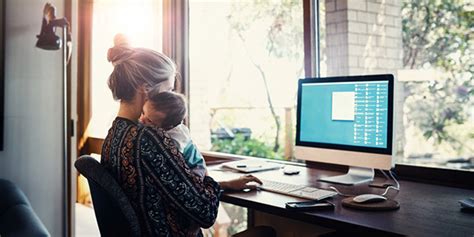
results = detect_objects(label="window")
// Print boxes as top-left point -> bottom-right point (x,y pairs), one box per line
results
188,0 -> 472,171
89,0 -> 163,138
84,0 -> 472,173
320,0 -> 473,170
189,0 -> 304,161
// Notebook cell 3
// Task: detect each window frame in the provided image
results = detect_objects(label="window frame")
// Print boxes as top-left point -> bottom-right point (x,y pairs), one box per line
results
80,0 -> 474,189
183,0 -> 474,188
77,0 -> 93,155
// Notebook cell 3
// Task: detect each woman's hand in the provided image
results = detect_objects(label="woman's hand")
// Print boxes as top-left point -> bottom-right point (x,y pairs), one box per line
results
219,175 -> 263,191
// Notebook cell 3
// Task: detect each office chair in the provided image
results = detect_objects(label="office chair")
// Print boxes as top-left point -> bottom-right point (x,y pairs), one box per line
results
74,155 -> 141,237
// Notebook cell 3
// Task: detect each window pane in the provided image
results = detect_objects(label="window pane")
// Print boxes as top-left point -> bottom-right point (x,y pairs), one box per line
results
189,0 -> 304,160
320,0 -> 473,170
90,0 -> 162,138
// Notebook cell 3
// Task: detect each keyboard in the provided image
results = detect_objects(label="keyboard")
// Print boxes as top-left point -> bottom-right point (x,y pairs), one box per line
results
260,179 -> 337,201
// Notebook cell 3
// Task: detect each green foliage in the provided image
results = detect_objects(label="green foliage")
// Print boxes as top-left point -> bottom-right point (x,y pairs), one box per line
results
402,0 -> 473,70
211,135 -> 284,160
402,0 -> 474,155
226,0 -> 304,152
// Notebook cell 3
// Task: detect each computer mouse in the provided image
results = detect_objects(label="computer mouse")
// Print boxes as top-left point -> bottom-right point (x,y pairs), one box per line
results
242,181 -> 262,192
283,166 -> 300,175
352,194 -> 387,203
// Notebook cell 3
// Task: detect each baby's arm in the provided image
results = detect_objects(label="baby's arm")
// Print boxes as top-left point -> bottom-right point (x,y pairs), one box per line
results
183,142 -> 208,178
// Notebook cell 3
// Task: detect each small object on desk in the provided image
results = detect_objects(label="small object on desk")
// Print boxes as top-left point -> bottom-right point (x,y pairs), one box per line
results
369,181 -> 392,188
353,194 -> 387,204
285,200 -> 335,211
222,160 -> 282,173
242,181 -> 261,192
283,166 -> 300,175
459,197 -> 474,210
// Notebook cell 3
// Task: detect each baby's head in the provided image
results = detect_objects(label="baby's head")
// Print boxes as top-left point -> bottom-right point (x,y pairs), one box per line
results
141,90 -> 187,130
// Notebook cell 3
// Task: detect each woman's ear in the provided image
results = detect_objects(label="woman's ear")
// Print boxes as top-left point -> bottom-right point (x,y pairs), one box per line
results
137,86 -> 147,105
173,74 -> 180,92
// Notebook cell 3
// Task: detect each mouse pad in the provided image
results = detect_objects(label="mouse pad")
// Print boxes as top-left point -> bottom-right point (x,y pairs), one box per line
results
342,197 -> 400,211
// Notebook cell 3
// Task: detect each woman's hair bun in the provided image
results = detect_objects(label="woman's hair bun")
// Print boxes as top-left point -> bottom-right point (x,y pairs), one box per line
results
107,33 -> 133,66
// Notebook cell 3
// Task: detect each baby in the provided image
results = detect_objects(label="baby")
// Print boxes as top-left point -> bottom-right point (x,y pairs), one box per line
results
140,90 -> 207,179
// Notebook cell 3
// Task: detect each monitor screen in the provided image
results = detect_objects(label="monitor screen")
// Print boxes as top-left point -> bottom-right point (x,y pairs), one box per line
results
296,75 -> 393,154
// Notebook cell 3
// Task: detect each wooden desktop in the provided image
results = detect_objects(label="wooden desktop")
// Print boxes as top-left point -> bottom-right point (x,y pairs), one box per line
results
208,159 -> 474,236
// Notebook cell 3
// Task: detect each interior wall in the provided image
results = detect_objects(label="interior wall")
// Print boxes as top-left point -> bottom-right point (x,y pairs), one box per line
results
69,0 -> 79,235
0,0 -> 65,236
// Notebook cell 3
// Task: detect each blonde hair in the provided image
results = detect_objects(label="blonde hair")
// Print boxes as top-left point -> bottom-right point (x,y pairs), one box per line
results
107,43 -> 177,102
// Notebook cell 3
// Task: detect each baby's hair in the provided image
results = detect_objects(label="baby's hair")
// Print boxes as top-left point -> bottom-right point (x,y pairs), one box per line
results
147,90 -> 187,129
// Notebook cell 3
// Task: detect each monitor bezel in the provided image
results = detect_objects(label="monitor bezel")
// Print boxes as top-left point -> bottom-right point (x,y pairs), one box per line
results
296,74 -> 394,155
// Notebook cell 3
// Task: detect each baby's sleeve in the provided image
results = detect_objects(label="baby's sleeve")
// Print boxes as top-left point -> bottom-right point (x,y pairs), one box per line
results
183,142 -> 206,168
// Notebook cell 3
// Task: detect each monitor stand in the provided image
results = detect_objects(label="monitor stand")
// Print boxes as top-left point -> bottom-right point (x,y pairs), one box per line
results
319,166 -> 374,185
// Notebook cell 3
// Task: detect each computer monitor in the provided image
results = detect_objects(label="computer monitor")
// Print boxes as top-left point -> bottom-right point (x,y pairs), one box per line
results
295,74 -> 394,185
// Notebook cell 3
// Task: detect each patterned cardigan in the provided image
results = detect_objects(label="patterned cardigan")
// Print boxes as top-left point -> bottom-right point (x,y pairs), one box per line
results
101,117 -> 221,236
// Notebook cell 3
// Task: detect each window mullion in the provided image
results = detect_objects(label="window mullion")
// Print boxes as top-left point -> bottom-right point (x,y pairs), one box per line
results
162,0 -> 190,126
303,0 -> 319,78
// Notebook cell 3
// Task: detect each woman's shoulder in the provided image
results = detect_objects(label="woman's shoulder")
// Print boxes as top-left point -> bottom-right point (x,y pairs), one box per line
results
111,117 -> 175,150
113,117 -> 153,133
139,125 -> 174,146
107,117 -> 150,141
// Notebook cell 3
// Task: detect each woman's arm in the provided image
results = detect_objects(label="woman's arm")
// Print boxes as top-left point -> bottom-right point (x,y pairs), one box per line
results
138,127 -> 220,228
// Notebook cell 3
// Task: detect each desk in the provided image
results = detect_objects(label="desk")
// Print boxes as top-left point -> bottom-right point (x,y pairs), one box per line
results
209,164 -> 474,237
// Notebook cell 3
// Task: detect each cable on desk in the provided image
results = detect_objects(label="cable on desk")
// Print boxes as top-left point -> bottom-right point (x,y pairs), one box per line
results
328,169 -> 400,197
380,170 -> 400,196
380,169 -> 391,180
328,186 -> 353,197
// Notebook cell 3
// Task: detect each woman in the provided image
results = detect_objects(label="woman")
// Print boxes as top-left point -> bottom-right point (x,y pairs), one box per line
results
101,44 -> 265,236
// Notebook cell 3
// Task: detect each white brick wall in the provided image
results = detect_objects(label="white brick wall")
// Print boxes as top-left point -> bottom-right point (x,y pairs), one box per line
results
325,0 -> 402,75
349,1 -> 366,11
324,0 -> 404,156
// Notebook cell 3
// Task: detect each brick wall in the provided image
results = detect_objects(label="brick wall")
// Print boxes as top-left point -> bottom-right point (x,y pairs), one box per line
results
325,0 -> 405,155
325,0 -> 402,75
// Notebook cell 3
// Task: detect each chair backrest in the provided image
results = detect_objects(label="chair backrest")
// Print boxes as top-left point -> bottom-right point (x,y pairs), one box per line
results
74,155 -> 141,237
0,179 -> 50,237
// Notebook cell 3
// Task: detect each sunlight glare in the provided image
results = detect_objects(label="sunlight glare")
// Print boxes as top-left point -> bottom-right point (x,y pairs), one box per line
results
90,0 -> 162,138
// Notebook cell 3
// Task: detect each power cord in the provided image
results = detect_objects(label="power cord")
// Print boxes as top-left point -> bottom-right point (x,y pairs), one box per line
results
328,186 -> 353,197
380,169 -> 391,180
328,169 -> 400,197
380,169 -> 400,196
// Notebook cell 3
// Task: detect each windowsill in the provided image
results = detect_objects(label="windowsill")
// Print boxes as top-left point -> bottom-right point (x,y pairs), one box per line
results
203,150 -> 474,171
398,160 -> 474,172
